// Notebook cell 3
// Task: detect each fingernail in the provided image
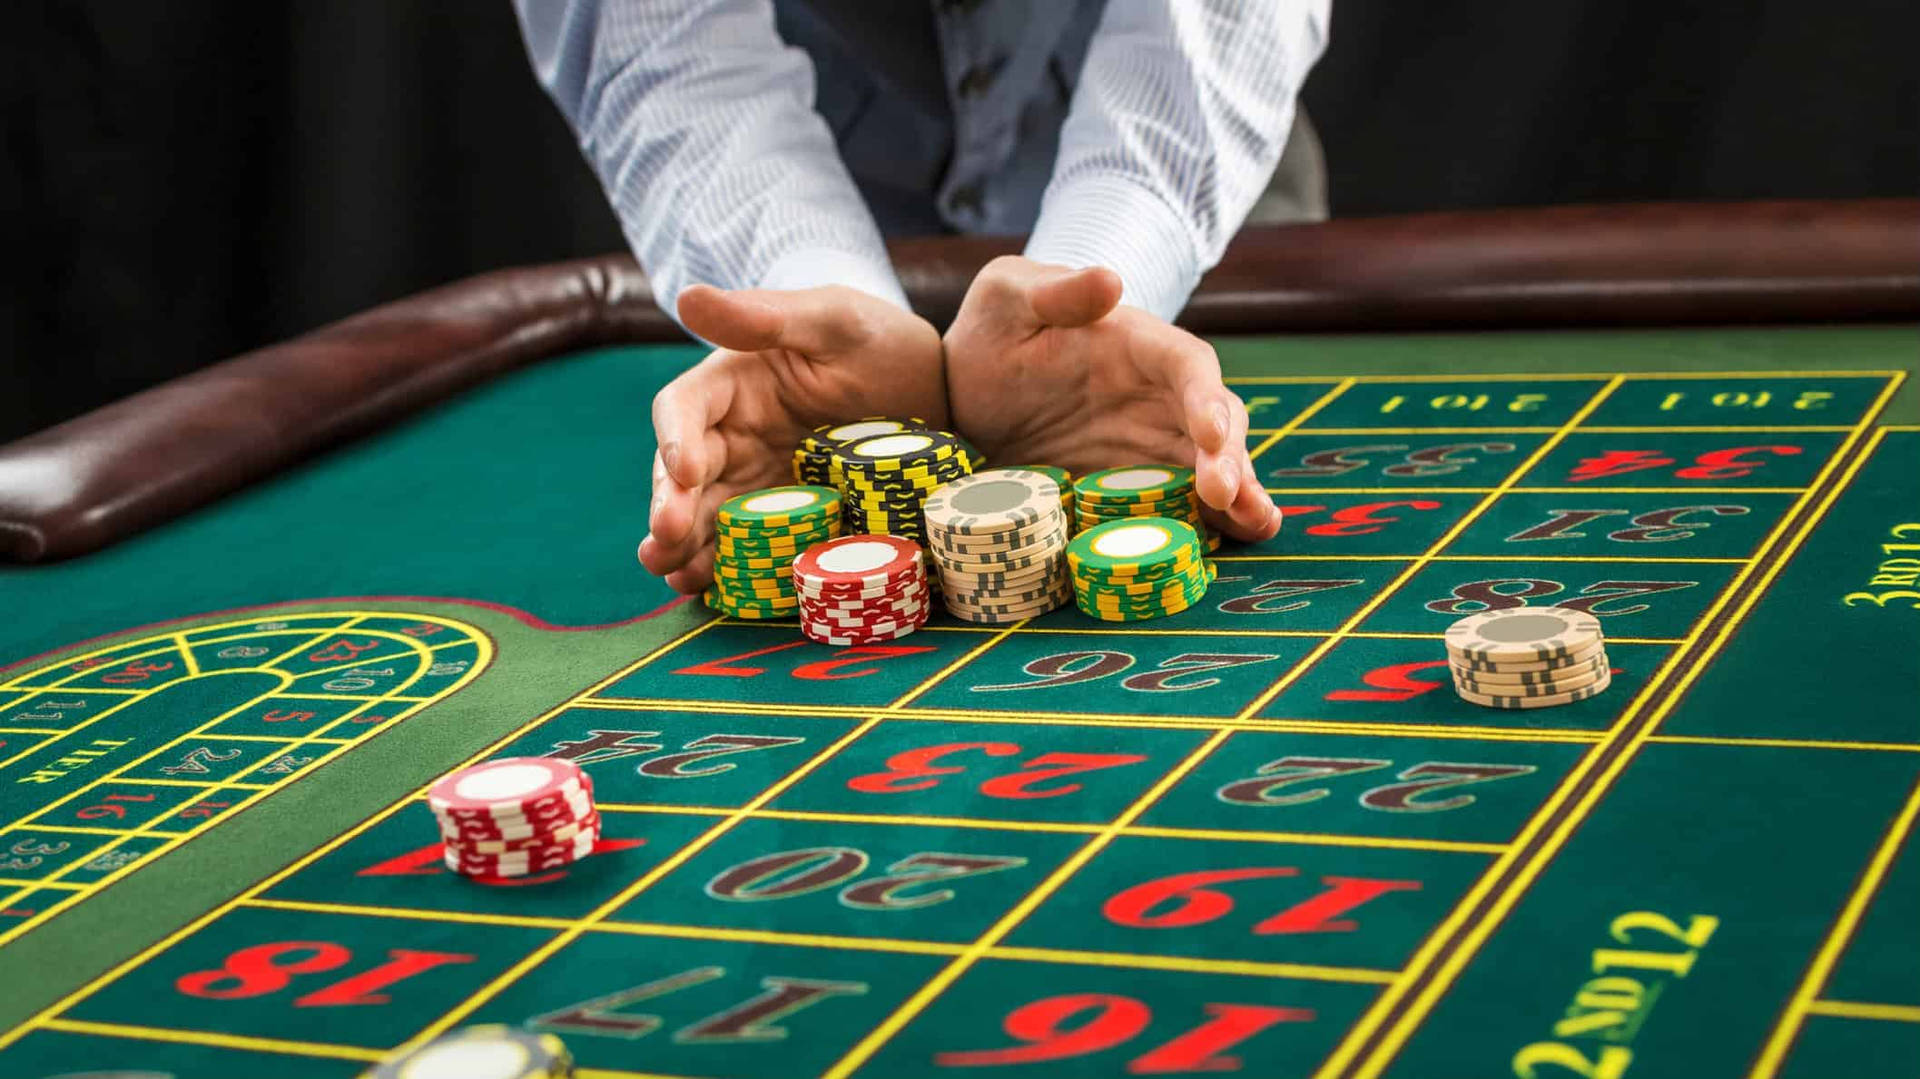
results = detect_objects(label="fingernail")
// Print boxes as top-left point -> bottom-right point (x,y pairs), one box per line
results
1212,401 -> 1231,440
661,441 -> 681,476
650,491 -> 664,518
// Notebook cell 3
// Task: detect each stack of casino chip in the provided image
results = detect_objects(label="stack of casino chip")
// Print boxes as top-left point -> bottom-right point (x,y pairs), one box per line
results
362,1023 -> 573,1078
923,468 -> 1073,623
1073,465 -> 1219,550
1067,516 -> 1217,622
705,485 -> 842,620
792,417 -> 925,487
793,417 -> 986,490
1019,464 -> 1076,529
831,429 -> 974,544
792,534 -> 931,644
430,758 -> 598,879
1446,606 -> 1613,709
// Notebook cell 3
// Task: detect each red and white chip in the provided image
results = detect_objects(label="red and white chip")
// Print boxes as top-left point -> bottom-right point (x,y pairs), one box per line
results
428,757 -> 591,821
792,535 -> 923,589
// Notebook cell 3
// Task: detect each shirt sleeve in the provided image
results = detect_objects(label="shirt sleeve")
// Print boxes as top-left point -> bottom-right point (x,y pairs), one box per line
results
1024,0 -> 1330,321
512,0 -> 909,319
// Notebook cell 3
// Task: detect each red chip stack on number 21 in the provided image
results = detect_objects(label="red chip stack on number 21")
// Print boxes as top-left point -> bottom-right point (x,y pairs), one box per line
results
429,757 -> 599,878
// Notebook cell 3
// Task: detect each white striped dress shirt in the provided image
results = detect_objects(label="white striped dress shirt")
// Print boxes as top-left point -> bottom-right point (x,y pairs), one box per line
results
515,0 -> 1329,323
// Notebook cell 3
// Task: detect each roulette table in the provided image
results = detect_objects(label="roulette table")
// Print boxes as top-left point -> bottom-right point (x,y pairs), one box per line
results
0,200 -> 1915,1078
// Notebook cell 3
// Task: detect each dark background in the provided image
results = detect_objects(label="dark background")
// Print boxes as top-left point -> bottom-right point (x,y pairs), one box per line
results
5,1 -> 1915,442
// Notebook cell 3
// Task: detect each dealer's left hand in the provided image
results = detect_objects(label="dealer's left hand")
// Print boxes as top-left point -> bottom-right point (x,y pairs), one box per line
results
942,256 -> 1281,542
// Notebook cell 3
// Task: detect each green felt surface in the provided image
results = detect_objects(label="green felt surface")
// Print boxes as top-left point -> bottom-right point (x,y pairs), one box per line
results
0,323 -> 1914,1077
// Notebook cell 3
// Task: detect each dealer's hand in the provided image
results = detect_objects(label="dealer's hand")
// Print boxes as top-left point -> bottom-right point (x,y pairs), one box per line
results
641,284 -> 947,593
943,256 -> 1280,542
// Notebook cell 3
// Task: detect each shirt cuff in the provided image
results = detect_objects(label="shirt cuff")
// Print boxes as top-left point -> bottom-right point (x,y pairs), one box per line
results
1025,175 -> 1203,323
759,246 -> 911,311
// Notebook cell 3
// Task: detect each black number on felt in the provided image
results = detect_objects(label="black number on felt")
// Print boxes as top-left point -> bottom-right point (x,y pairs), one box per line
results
533,966 -> 867,1043
1360,763 -> 1538,812
159,745 -> 245,776
546,730 -> 806,777
976,651 -> 1278,693
1219,756 -> 1536,814
1215,578 -> 1365,615
706,848 -> 1029,909
1217,756 -> 1392,807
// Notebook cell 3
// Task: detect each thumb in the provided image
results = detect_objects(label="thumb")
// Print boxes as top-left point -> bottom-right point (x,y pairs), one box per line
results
1029,265 -> 1123,328
678,284 -> 873,356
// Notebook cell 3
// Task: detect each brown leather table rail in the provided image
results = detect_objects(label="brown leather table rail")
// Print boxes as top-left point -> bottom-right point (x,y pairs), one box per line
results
2,198 -> 1916,563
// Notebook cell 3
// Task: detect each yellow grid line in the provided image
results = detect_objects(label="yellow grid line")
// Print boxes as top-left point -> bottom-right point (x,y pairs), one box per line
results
1226,369 -> 1899,384
1291,425 -> 1857,435
569,696 -> 1612,741
4,371 -> 1903,1069
586,802 -> 1509,854
1651,734 -> 1920,754
1240,378 -> 1624,723
814,379 -> 1361,1078
1750,767 -> 1920,1076
1803,999 -> 1920,1024
0,613 -> 491,958
0,614 -> 731,1056
1265,487 -> 1808,495
1343,377 -> 1905,1078
38,1017 -> 383,1062
821,726 -> 1240,1079
391,598 -> 1044,1051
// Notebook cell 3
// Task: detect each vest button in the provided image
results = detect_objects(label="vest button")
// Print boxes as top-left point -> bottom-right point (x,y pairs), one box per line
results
956,58 -> 1005,98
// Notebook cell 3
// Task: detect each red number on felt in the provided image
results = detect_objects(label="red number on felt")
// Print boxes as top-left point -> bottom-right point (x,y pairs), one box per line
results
791,645 -> 939,681
74,792 -> 158,821
1104,869 -> 1419,936
1569,445 -> 1801,483
978,753 -> 1148,799
937,994 -> 1150,1067
100,660 -> 174,685
292,950 -> 472,1006
1103,868 -> 1298,929
175,941 -> 471,1005
935,994 -> 1311,1072
356,839 -> 646,887
308,638 -> 382,664
847,743 -> 1021,794
1303,500 -> 1445,537
261,709 -> 316,724
674,641 -> 936,681
675,641 -> 808,678
176,941 -> 350,999
1567,450 -> 1674,482
1252,876 -> 1421,934
847,744 -> 1145,799
1324,660 -> 1451,702
1673,445 -> 1800,479
1129,1003 -> 1315,1074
